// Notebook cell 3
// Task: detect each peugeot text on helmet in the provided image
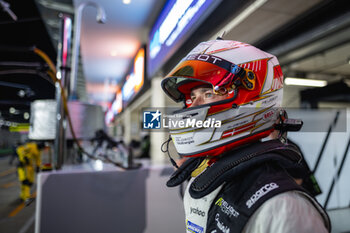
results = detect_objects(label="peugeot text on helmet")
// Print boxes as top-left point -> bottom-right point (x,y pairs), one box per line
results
161,40 -> 284,157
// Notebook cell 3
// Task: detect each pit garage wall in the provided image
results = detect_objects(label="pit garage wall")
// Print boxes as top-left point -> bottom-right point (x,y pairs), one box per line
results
35,163 -> 185,233
287,109 -> 350,210
288,108 -> 350,233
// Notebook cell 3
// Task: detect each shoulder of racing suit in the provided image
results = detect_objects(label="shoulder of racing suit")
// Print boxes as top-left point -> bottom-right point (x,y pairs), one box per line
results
205,161 -> 330,233
167,139 -> 331,233
167,139 -> 301,193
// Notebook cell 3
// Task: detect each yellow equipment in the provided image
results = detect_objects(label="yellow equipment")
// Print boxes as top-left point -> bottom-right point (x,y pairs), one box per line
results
16,142 -> 41,201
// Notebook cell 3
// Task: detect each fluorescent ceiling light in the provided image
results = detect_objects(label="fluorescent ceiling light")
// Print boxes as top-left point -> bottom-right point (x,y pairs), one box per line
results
9,107 -> 16,114
123,0 -> 131,4
110,50 -> 118,57
285,77 -> 327,87
24,112 -> 30,120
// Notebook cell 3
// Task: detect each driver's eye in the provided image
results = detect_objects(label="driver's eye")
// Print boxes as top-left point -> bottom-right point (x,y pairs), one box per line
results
205,92 -> 213,98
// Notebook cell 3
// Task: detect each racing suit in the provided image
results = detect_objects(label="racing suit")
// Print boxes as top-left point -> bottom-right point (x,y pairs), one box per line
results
167,140 -> 330,233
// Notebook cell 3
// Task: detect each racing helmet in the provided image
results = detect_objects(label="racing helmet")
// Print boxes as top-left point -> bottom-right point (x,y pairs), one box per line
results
161,40 -> 284,157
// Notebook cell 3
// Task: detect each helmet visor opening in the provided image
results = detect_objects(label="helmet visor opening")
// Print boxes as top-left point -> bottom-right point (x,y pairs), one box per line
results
161,60 -> 233,102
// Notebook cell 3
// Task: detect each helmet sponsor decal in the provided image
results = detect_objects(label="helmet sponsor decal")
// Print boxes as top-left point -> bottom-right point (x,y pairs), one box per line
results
271,65 -> 283,91
185,54 -> 224,65
174,136 -> 194,145
221,121 -> 257,139
262,110 -> 276,122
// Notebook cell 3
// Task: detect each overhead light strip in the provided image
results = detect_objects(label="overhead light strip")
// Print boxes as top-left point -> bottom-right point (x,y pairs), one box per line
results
284,77 -> 327,87
210,0 -> 268,40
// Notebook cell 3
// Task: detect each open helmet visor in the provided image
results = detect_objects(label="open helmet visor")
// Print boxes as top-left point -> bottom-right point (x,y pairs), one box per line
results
161,54 -> 246,104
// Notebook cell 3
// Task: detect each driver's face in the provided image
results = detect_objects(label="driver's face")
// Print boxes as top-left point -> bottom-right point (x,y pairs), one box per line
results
189,85 -> 228,107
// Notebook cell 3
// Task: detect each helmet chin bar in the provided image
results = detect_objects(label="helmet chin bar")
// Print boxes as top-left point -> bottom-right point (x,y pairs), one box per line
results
180,130 -> 274,158
168,97 -> 281,157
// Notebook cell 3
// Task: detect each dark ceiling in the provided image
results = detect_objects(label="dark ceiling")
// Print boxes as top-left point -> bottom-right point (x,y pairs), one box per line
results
0,0 -> 56,123
255,0 -> 350,55
1,0 -> 349,125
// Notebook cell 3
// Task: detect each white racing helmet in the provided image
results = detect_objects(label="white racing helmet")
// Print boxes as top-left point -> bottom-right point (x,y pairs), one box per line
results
161,40 -> 284,157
